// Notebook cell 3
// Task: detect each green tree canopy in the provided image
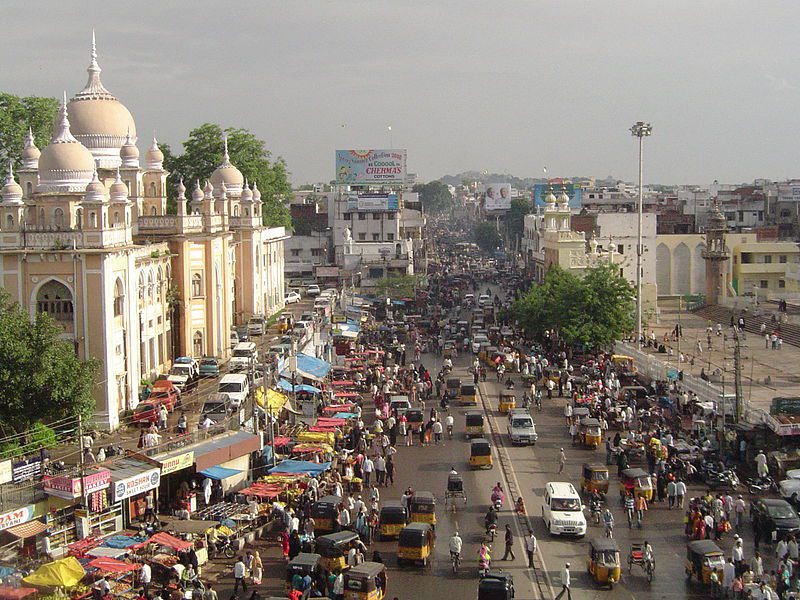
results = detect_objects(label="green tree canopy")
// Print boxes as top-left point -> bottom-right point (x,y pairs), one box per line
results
505,196 -> 533,242
0,291 -> 98,436
163,123 -> 292,229
473,222 -> 502,253
374,274 -> 422,300
0,93 -> 59,170
513,263 -> 635,349
413,181 -> 453,214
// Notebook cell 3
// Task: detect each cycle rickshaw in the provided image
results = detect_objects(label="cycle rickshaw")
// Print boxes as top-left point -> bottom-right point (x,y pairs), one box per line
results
445,471 -> 467,510
628,542 -> 654,582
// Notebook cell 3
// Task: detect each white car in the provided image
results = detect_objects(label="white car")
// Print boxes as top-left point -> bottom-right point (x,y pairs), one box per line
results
507,413 -> 538,446
285,291 -> 301,304
542,482 -> 586,537
307,284 -> 321,297
780,479 -> 800,506
322,288 -> 338,299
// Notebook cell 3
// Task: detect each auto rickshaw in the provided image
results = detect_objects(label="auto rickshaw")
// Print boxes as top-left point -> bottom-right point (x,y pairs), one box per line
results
465,411 -> 486,438
572,406 -> 590,421
406,410 -> 424,431
410,491 -> 436,528
581,463 -> 609,495
397,522 -> 435,567
478,571 -> 515,600
460,383 -> 477,406
484,346 -> 498,366
285,553 -> 322,594
344,561 -> 387,600
445,472 -> 467,509
470,437 -> 493,469
685,540 -> 725,585
378,502 -> 407,540
499,392 -> 516,414
311,495 -> 342,534
619,468 -> 654,501
587,537 -> 621,588
446,378 -> 462,400
579,417 -> 602,449
277,314 -> 292,334
314,530 -> 360,573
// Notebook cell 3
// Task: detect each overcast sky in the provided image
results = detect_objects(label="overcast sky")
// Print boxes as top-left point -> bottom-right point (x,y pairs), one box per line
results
3,1 -> 799,186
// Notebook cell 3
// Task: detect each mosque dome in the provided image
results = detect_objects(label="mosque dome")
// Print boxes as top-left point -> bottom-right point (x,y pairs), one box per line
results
38,94 -> 96,193
83,169 -> 107,203
110,169 -> 129,203
240,180 -> 253,203
252,181 -> 261,203
191,180 -> 204,203
67,33 -> 136,168
20,128 -> 41,169
145,137 -> 164,170
120,131 -> 139,167
1,164 -> 23,204
210,135 -> 244,192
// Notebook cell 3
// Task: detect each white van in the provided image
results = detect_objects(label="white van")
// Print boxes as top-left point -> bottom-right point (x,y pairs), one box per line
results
217,373 -> 249,409
542,482 -> 586,537
230,342 -> 257,371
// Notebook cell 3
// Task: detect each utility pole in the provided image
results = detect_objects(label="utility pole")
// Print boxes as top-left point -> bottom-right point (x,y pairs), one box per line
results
630,121 -> 652,348
733,332 -> 743,423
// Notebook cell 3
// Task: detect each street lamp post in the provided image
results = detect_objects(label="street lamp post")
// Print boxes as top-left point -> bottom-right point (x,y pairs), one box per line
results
630,121 -> 652,348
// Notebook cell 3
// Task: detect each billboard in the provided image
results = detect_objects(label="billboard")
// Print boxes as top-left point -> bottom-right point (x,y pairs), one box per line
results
345,193 -> 399,212
482,183 -> 512,211
533,183 -> 583,208
336,149 -> 407,184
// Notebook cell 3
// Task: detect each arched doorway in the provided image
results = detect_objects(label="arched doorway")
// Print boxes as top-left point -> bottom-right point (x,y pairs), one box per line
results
674,243 -> 691,295
656,243 -> 671,296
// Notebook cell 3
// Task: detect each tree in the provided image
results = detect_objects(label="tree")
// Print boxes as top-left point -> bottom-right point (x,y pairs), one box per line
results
413,181 -> 453,214
513,263 -> 635,350
374,274 -> 421,300
0,93 -> 59,170
162,123 -> 292,229
473,222 -> 502,254
0,291 -> 98,436
505,196 -> 533,242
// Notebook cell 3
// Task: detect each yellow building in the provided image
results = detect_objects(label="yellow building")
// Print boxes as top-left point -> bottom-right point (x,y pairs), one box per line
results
730,238 -> 800,300
0,37 -> 286,429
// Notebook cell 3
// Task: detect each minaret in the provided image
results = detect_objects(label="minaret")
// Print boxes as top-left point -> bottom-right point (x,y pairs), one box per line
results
702,200 -> 730,305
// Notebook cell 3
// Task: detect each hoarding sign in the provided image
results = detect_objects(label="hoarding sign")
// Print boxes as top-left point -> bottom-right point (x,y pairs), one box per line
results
160,451 -> 195,475
0,505 -> 34,531
112,468 -> 161,502
533,183 -> 583,208
336,149 -> 407,184
358,194 -> 399,211
0,461 -> 12,485
482,183 -> 512,211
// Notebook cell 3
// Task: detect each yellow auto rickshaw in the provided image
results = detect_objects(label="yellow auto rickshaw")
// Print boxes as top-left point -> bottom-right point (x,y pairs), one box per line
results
409,491 -> 436,528
378,502 -> 407,540
397,522 -> 435,567
470,437 -> 493,469
587,537 -> 621,588
484,346 -> 498,366
311,495 -> 342,534
285,553 -> 322,594
581,463 -> 610,495
314,530 -> 360,573
344,561 -> 387,600
499,392 -> 516,414
685,540 -> 725,585
579,417 -> 602,449
277,314 -> 292,334
619,468 -> 654,501
460,383 -> 477,406
446,377 -> 462,400
465,411 -> 486,438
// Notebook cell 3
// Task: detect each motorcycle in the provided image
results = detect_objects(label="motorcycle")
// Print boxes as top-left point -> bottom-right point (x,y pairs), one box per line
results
491,490 -> 504,511
479,553 -> 491,576
447,424 -> 454,439
451,551 -> 461,574
746,475 -> 774,494
590,500 -> 603,525
485,522 -> 497,542
534,393 -> 542,412
211,536 -> 235,559
504,378 -> 515,390
704,466 -> 740,491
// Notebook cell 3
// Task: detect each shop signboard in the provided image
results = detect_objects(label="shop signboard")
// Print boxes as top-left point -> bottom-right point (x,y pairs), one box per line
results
481,183 -> 512,211
331,314 -> 347,324
0,505 -> 34,531
12,457 -> 42,483
765,414 -> 800,437
160,451 -> 195,476
112,468 -> 161,502
315,266 -> 339,278
44,469 -> 111,499
770,397 -> 800,416
336,149 -> 406,184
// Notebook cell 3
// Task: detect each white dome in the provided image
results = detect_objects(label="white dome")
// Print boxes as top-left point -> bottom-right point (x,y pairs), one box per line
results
145,137 -> 164,170
1,164 -> 23,204
210,135 -> 243,193
83,169 -> 107,204
38,95 -> 96,193
110,169 -> 129,203
67,34 -> 136,168
20,128 -> 40,169
120,131 -> 139,167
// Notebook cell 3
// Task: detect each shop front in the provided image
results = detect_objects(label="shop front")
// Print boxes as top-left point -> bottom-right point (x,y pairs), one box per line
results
154,449 -> 197,516
108,458 -> 161,528
0,505 -> 45,563
43,468 -> 115,544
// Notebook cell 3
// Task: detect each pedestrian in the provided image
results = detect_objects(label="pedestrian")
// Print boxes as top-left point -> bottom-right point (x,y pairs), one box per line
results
362,456 -> 374,488
374,455 -> 386,487
676,478 -> 687,508
501,524 -> 516,561
554,563 -> 572,600
251,551 -> 263,585
569,422 -> 577,446
525,531 -> 537,568
605,437 -> 612,465
733,536 -> 745,575
139,562 -> 151,595
723,558 -> 736,598
667,479 -> 677,509
233,557 -> 247,595
385,456 -> 395,486
734,495 -> 746,533
635,493 -> 648,528
158,404 -> 168,430
433,419 -> 443,445
202,583 -> 217,600
558,448 -> 567,474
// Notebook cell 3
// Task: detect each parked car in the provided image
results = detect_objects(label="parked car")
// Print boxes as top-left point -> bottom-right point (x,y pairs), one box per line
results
201,393 -> 231,422
248,315 -> 265,336
779,480 -> 800,507
133,400 -> 162,425
750,498 -> 800,541
148,380 -> 180,411
230,330 -> 240,349
173,356 -> 200,380
236,326 -> 250,343
199,356 -> 221,377
307,284 -> 321,297
285,291 -> 301,304
507,413 -> 538,446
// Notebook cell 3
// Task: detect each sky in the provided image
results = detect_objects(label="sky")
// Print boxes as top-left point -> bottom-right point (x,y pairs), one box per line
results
3,1 -> 799,186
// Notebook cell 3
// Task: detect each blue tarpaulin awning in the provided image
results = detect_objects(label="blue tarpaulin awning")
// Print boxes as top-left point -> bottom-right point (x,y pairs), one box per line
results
267,460 -> 332,475
277,379 -> 321,394
199,466 -> 242,480
281,353 -> 331,382
333,412 -> 358,419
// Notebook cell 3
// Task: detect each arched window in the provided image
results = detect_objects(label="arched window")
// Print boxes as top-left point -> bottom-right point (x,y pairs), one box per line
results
25,182 -> 32,197
147,272 -> 154,301
244,207 -> 250,217
150,206 -> 157,216
193,331 -> 203,357
156,268 -> 163,303
76,209 -> 83,230
36,280 -> 73,322
191,273 -> 203,297
54,208 -> 64,228
113,211 -> 120,225
90,212 -> 97,228
38,208 -> 45,225
113,278 -> 125,317
138,273 -> 145,301
149,182 -> 156,197
5,215 -> 13,229
233,205 -> 240,217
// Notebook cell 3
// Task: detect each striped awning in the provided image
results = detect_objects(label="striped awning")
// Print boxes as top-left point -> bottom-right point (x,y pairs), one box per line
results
6,520 -> 47,539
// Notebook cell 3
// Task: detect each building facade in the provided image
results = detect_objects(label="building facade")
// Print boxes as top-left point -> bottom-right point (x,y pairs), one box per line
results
0,39 -> 285,429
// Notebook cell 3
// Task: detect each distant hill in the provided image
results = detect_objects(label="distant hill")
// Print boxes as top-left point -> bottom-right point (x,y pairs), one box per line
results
438,171 -> 619,190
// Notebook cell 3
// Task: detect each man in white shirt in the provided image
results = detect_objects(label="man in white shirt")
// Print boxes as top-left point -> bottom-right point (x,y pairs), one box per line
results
555,563 -> 572,600
139,563 -> 151,594
362,457 -> 374,487
525,532 -> 537,568
374,455 -> 386,486
756,451 -> 768,478
563,403 -> 572,425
